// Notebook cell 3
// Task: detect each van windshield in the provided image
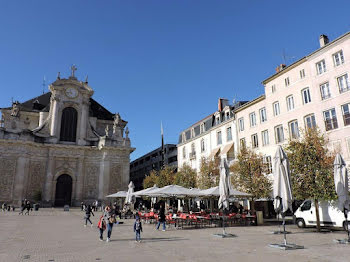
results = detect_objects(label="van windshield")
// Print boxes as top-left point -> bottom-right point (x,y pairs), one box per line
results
301,200 -> 311,211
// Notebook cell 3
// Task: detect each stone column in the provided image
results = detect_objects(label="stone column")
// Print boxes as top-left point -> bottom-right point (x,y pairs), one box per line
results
78,100 -> 89,145
43,156 -> 55,205
13,156 -> 29,205
98,151 -> 110,200
75,157 -> 84,203
50,96 -> 59,137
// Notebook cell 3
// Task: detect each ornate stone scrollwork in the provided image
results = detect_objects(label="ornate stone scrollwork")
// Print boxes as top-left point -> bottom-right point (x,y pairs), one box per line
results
11,101 -> 20,117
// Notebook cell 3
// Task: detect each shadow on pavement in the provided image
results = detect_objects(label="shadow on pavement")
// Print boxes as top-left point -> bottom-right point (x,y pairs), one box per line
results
109,237 -> 188,243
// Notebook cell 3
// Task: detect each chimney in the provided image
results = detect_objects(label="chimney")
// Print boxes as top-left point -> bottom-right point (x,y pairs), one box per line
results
218,98 -> 229,112
319,34 -> 329,47
275,64 -> 286,73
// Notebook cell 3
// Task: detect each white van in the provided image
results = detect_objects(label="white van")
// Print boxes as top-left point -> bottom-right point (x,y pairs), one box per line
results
294,200 -> 350,229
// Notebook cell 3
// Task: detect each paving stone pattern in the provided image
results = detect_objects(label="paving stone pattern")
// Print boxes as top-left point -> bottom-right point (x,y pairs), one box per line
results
1,209 -> 350,262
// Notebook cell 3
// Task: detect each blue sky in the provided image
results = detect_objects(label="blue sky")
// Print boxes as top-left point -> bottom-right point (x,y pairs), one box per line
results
1,1 -> 350,160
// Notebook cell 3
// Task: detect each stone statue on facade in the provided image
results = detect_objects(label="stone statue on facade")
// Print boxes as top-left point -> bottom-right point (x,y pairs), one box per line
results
57,72 -> 61,80
125,127 -> 129,139
11,101 -> 20,117
114,113 -> 121,126
105,125 -> 109,137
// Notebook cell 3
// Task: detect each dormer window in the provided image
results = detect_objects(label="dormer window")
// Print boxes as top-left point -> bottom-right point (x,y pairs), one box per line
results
225,111 -> 230,120
216,116 -> 220,125
191,128 -> 195,138
182,133 -> 186,142
200,123 -> 205,133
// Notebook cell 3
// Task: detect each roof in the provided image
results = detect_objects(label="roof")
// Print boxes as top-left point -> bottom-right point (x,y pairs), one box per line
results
233,95 -> 265,113
177,100 -> 248,144
262,31 -> 350,84
1,92 -> 117,121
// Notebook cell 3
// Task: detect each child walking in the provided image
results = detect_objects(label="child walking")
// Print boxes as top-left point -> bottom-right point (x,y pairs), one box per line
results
134,215 -> 143,243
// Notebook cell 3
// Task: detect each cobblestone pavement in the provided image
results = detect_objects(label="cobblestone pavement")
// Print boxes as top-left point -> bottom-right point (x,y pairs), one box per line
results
1,209 -> 350,262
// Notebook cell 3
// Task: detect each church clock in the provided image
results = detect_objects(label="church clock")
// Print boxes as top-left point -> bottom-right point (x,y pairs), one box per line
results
65,87 -> 78,98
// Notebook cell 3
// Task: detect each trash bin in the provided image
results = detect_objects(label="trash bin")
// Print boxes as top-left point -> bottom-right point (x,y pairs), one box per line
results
64,205 -> 70,211
256,211 -> 263,225
34,204 -> 39,211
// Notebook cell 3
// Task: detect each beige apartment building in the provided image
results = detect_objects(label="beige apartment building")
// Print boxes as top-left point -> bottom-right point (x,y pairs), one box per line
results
177,99 -> 247,172
235,32 -> 350,169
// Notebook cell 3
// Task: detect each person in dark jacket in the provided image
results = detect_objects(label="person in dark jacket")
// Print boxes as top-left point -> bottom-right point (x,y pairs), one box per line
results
24,201 -> 31,215
156,204 -> 166,231
134,215 -> 143,242
84,205 -> 94,227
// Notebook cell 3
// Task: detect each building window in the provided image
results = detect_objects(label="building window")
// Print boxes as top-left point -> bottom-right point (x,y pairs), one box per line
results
304,114 -> 316,129
285,77 -> 290,87
271,84 -> 276,93
302,88 -> 311,104
249,112 -> 257,127
263,156 -> 272,173
190,143 -> 196,159
182,133 -> 186,142
238,117 -> 244,131
259,107 -> 267,123
226,111 -> 230,121
333,50 -> 344,66
273,102 -> 280,116
320,82 -> 331,100
217,131 -> 222,145
341,103 -> 350,126
289,120 -> 300,139
316,59 -> 326,75
274,125 -> 284,143
261,130 -> 269,146
200,123 -> 205,133
300,69 -> 305,79
323,108 -> 338,131
240,138 -> 246,149
60,107 -> 78,142
337,74 -> 350,93
182,147 -> 186,159
251,133 -> 258,148
201,139 -> 206,152
226,127 -> 232,141
216,116 -> 220,125
286,95 -> 294,111
191,128 -> 195,138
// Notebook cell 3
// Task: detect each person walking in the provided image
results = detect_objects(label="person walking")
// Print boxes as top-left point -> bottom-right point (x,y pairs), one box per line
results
24,201 -> 31,215
134,214 -> 143,242
84,204 -> 94,227
156,204 -> 166,231
19,200 -> 26,215
98,206 -> 115,242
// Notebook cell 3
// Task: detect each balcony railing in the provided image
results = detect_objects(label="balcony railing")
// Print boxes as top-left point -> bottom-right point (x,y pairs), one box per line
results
325,118 -> 338,131
321,93 -> 331,100
189,152 -> 196,160
343,113 -> 350,126
340,85 -> 350,94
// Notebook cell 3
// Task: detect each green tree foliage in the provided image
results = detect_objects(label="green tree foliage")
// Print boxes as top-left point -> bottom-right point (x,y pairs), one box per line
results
230,147 -> 272,201
143,170 -> 158,189
198,157 -> 220,189
285,128 -> 336,232
157,165 -> 176,187
175,163 -> 197,188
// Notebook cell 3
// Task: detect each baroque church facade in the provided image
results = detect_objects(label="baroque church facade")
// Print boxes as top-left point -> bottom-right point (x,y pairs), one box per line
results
0,67 -> 134,206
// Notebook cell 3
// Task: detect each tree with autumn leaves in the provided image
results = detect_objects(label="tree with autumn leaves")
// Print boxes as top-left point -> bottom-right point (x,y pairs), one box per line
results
197,157 -> 220,189
285,128 -> 336,232
230,147 -> 272,210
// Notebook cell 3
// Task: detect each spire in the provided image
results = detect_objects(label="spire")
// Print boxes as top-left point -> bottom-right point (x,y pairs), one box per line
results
161,121 -> 165,168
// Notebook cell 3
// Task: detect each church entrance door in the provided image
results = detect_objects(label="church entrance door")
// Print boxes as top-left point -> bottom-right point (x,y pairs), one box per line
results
55,174 -> 72,206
